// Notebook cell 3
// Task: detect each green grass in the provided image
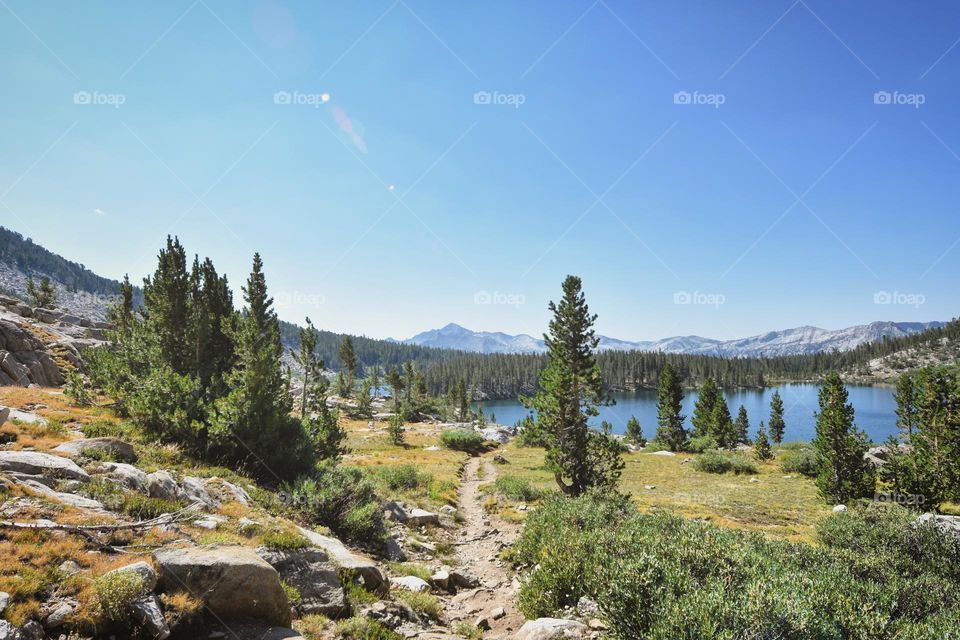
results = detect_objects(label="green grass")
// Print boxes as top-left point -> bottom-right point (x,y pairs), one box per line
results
393,590 -> 441,619
498,443 -> 828,542
388,562 -> 432,581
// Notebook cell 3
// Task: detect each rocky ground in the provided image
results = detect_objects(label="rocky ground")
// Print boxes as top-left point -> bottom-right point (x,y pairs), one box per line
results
0,384 -> 602,640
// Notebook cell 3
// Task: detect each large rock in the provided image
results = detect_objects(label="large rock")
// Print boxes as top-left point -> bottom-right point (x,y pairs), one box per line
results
131,595 -> 170,640
53,438 -> 137,462
391,575 -> 431,593
181,476 -> 219,508
12,478 -> 102,509
296,526 -> 387,594
147,470 -> 183,502
914,513 -> 960,536
93,462 -> 149,493
515,618 -> 589,639
257,548 -> 347,618
153,545 -> 290,626
104,561 -> 157,591
0,451 -> 89,481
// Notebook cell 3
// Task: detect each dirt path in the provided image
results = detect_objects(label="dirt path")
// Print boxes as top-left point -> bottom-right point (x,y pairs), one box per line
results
443,455 -> 524,638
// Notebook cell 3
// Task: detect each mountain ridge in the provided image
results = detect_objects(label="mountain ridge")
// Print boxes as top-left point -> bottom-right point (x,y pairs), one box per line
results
403,320 -> 946,358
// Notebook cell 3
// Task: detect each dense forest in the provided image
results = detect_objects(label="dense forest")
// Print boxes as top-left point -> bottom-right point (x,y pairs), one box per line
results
282,316 -> 960,400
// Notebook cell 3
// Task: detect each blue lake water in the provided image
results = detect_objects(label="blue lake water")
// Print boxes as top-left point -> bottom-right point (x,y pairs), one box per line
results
476,383 -> 898,444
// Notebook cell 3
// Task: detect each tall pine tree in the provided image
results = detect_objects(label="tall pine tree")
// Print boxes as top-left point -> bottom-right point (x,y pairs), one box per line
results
691,377 -> 719,437
812,372 -> 874,504
656,363 -> 686,451
768,390 -> 786,444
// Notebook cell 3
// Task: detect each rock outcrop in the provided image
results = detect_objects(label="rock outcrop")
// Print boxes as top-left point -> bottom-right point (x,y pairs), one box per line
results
153,545 -> 291,627
257,548 -> 347,618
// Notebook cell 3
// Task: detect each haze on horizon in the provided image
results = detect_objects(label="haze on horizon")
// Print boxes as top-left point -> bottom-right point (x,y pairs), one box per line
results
2,1 -> 959,341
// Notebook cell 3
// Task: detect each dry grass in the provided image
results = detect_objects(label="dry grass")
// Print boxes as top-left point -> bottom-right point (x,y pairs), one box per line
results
497,444 -> 829,542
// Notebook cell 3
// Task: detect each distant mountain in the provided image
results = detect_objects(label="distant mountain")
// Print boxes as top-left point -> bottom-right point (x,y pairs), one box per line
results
403,321 -> 946,358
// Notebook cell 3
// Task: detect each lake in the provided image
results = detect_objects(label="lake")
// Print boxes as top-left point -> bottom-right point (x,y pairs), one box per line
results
475,383 -> 898,444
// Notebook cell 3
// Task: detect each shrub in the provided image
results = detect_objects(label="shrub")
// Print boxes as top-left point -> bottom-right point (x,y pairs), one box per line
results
389,562 -> 433,581
512,493 -> 960,639
260,528 -> 311,550
494,475 -> 543,502
781,448 -> 819,477
452,621 -> 484,639
336,616 -> 401,640
439,429 -> 485,453
64,371 -> 95,407
686,435 -> 718,454
371,464 -> 431,491
393,590 -> 441,619
282,464 -> 388,549
91,570 -> 148,627
694,450 -> 757,475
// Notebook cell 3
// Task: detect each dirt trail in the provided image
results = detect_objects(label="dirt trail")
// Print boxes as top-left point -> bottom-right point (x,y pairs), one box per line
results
443,455 -> 524,638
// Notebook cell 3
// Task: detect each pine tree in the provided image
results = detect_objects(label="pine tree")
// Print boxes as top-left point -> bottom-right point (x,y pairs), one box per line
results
710,396 -> 737,449
625,415 -> 645,446
768,390 -> 786,444
294,318 -> 322,416
338,335 -> 358,395
403,360 -> 415,404
142,237 -> 192,375
305,403 -> 348,461
388,413 -> 406,446
656,363 -> 686,451
691,377 -> 719,437
211,253 -> 312,479
812,372 -> 874,504
108,274 -> 134,336
26,275 -> 57,308
386,367 -> 404,411
907,367 -> 960,506
457,378 -> 469,421
754,421 -> 773,461
894,373 -> 918,439
524,275 -> 623,496
369,365 -> 380,399
735,405 -> 750,445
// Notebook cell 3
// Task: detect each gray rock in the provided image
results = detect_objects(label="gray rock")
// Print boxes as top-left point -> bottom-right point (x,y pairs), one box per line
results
0,620 -> 12,640
490,606 -> 506,620
52,437 -> 137,462
15,621 -> 45,640
181,475 -> 219,508
0,592 -> 8,615
450,568 -> 480,589
384,536 -> 406,562
405,508 -> 440,527
44,603 -> 73,628
648,450 -> 676,457
206,478 -> 251,506
104,561 -> 157,592
130,595 -> 170,640
0,407 -> 9,424
12,478 -> 102,509
0,451 -> 89,481
391,576 -> 431,592
153,545 -> 290,626
58,561 -> 81,576
833,504 -> 847,513
257,548 -> 347,618
94,462 -> 149,493
515,618 -> 589,639
147,470 -> 182,502
914,513 -> 960,536
296,526 -> 388,594
430,569 -> 450,591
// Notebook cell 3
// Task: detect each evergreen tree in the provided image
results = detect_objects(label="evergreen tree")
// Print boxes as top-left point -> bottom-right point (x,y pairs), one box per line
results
691,377 -> 719,437
524,275 -> 623,496
305,403 -> 348,461
107,274 -> 134,336
710,396 -> 737,449
26,275 -> 56,308
754,420 -> 773,461
625,415 -> 645,446
906,367 -> 960,506
388,413 -> 406,446
293,317 -> 322,416
353,381 -> 374,418
210,253 -> 312,479
768,390 -> 786,444
734,405 -> 750,445
656,363 -> 686,451
403,360 -> 415,404
457,378 -> 469,420
894,373 -> 918,439
812,372 -> 874,504
386,367 -> 404,411
338,335 -> 358,394
369,365 -> 380,399
142,237 -> 192,375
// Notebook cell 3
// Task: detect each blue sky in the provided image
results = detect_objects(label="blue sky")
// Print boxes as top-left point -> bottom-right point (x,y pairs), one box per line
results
1,1 -> 958,341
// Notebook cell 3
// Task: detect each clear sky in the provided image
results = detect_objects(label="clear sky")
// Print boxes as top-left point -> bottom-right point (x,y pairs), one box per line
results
1,1 -> 958,341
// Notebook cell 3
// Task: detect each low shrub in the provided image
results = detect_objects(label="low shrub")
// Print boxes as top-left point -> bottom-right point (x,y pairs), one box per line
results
91,570 -> 148,627
439,429 -> 485,453
694,450 -> 757,475
781,448 -> 819,477
389,562 -> 432,581
371,464 -> 432,491
452,621 -> 484,639
260,528 -> 311,550
393,590 -> 441,619
336,616 -> 401,640
282,463 -> 388,549
512,493 -> 960,639
494,475 -> 543,502
686,435 -> 718,454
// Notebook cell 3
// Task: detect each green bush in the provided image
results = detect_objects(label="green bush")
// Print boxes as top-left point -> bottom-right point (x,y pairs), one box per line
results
260,528 -> 311,550
439,429 -> 485,453
92,570 -> 149,627
781,448 -> 820,477
512,494 -> 960,639
393,590 -> 441,619
494,475 -> 543,502
694,450 -> 757,475
371,464 -> 431,491
282,464 -> 387,549
336,616 -> 401,640
686,435 -> 718,453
